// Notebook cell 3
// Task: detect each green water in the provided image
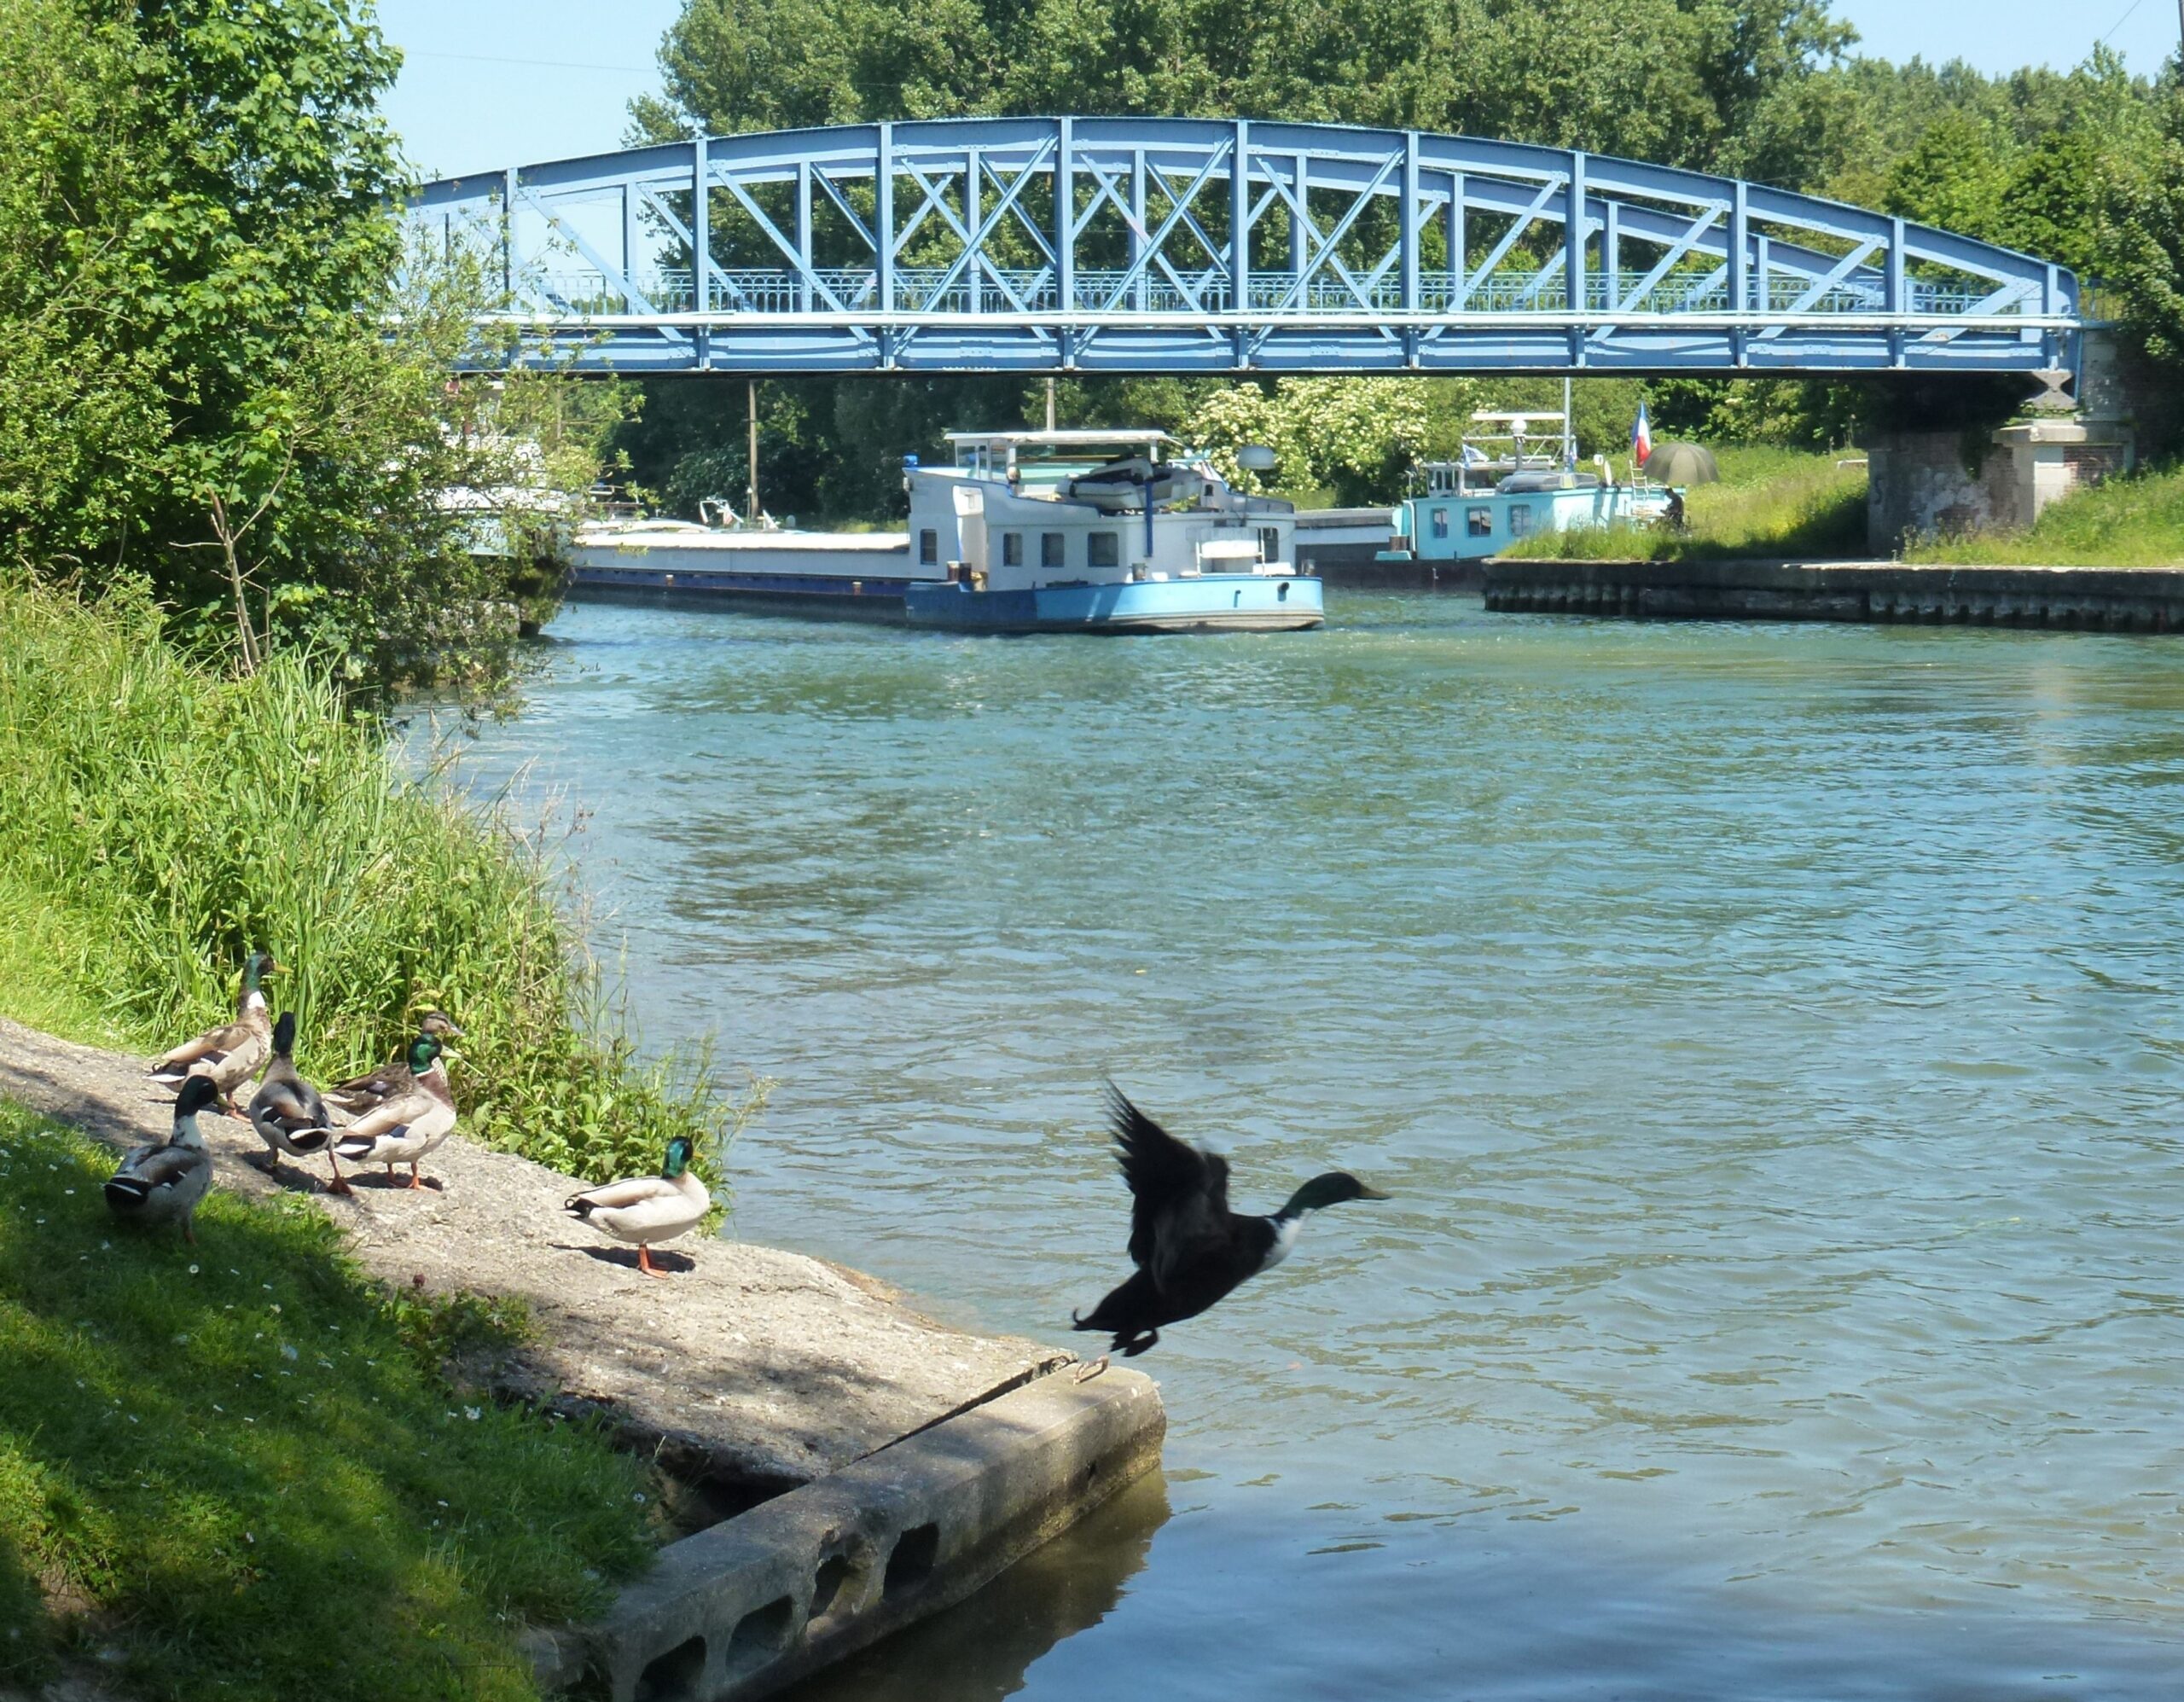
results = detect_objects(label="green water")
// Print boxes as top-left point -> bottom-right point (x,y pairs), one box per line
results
461,592 -> 2184,1698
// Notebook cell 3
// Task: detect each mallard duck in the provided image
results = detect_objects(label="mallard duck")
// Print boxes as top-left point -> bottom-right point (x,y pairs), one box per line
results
565,1136 -> 709,1277
106,1074 -> 219,1242
149,950 -> 278,1114
247,1012 -> 346,1190
1072,1086 -> 1387,1371
322,1031 -> 456,1189
322,1011 -> 462,1116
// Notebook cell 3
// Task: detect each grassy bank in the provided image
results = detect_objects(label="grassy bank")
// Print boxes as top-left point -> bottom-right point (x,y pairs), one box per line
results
0,578 -> 735,1188
1502,446 -> 1869,562
0,1100 -> 653,1701
1906,462 -> 2184,567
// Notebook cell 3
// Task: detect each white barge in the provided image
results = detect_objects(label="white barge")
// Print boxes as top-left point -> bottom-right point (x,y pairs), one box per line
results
566,429 -> 1324,635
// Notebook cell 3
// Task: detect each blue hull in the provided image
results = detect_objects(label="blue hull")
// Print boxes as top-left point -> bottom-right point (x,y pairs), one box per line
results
903,575 -> 1324,633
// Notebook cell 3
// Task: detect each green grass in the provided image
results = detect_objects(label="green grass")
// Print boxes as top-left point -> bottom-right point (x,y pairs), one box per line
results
0,578 -> 751,1189
1502,445 -> 1869,562
1907,461 -> 2184,567
0,1100 -> 654,1701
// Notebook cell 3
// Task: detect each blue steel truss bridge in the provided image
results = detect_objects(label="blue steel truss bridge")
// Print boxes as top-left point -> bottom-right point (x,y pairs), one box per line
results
406,116 -> 2085,378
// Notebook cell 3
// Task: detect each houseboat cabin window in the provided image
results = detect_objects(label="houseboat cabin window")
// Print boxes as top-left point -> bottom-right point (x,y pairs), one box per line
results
919,528 -> 938,566
1041,532 -> 1066,569
1467,508 -> 1494,537
1258,526 -> 1281,564
1002,532 -> 1024,567
1087,531 -> 1121,568
1508,505 -> 1536,538
1430,509 -> 1451,541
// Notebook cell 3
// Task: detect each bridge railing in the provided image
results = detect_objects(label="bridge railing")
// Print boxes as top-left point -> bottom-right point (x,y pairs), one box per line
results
533,266 -> 2013,322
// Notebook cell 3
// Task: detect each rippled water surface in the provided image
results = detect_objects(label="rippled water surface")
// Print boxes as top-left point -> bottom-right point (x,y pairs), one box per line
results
456,593 -> 2184,1699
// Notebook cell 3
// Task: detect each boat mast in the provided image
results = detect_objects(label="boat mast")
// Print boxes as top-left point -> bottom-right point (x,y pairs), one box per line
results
746,380 -> 761,522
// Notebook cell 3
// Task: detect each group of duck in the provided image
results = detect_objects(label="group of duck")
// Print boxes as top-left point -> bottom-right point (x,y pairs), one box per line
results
106,951 -> 712,1276
109,953 -> 1395,1354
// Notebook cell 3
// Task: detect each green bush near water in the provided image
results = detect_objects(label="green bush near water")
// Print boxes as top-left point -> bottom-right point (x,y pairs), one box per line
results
0,1100 -> 654,1701
0,578 -> 739,1189
1500,447 -> 1871,563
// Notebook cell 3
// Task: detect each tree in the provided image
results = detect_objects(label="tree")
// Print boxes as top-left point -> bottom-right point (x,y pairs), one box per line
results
0,0 -> 625,686
2104,83 -> 2184,373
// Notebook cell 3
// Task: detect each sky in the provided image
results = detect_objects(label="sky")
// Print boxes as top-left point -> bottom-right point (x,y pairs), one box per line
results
375,0 -> 2181,178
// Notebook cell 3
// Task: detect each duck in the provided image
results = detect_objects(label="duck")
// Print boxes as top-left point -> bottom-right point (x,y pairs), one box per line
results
148,950 -> 278,1114
106,1073 -> 219,1242
322,1011 -> 462,1117
1071,1085 -> 1388,1373
247,1012 -> 346,1190
565,1136 -> 710,1277
320,1031 -> 456,1190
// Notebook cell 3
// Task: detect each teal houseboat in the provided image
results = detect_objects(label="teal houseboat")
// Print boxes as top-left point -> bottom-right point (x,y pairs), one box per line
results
1379,413 -> 1682,565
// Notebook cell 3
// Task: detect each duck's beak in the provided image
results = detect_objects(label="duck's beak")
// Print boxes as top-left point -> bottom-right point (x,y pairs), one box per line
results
1357,1184 -> 1391,1200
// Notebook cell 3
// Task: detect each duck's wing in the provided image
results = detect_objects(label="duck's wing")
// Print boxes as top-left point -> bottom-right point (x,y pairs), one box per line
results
108,1140 -> 206,1201
326,1059 -> 409,1109
328,1083 -> 428,1146
152,1019 -> 254,1074
251,1077 -> 330,1139
1107,1087 -> 1234,1290
567,1176 -> 675,1213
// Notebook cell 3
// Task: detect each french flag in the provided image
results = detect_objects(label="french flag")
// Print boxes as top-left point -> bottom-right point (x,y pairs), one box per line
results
1632,401 -> 1653,468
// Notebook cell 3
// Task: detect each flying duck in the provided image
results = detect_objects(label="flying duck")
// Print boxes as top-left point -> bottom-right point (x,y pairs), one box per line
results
148,950 -> 277,1113
1072,1086 -> 1387,1372
565,1136 -> 711,1277
247,1012 -> 344,1190
106,1073 -> 219,1242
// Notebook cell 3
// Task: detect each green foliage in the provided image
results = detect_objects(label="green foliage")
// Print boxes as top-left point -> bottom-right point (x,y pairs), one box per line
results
1905,461 -> 2184,566
0,1101 -> 654,1701
2104,84 -> 2184,375
0,0 -> 629,688
1505,447 -> 1868,561
0,579 -> 752,1191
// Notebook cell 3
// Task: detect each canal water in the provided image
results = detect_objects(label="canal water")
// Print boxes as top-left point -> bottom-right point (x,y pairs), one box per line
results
455,593 -> 2184,1699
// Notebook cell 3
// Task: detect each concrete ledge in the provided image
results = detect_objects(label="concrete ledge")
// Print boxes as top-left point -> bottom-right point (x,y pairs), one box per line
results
549,1366 -> 1165,1702
1483,559 -> 2184,630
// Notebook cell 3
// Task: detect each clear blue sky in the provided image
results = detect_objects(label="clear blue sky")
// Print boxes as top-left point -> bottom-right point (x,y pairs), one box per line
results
375,0 -> 2182,177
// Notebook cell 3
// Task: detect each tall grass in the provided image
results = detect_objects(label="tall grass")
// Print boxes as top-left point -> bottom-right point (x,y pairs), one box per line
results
1503,446 -> 1869,562
0,578 -> 747,1188
1907,461 -> 2184,567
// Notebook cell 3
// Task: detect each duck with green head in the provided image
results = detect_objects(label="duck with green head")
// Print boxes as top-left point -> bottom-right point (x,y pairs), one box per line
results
565,1136 -> 710,1278
148,950 -> 278,1115
107,1074 -> 220,1242
324,1011 -> 462,1117
247,1012 -> 345,1188
1071,1085 -> 1388,1375
320,1030 -> 456,1190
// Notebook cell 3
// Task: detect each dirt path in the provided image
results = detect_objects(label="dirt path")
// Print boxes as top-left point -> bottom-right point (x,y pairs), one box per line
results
0,1017 -> 1068,1492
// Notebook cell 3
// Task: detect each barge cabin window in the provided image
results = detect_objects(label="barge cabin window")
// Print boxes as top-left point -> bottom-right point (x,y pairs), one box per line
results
1430,509 -> 1450,541
1508,505 -> 1536,538
1467,508 -> 1494,537
919,528 -> 938,566
1088,531 -> 1120,568
1041,532 -> 1066,569
1002,532 -> 1024,567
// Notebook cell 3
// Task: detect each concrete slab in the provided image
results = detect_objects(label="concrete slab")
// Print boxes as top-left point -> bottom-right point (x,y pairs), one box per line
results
0,1016 -> 1071,1492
